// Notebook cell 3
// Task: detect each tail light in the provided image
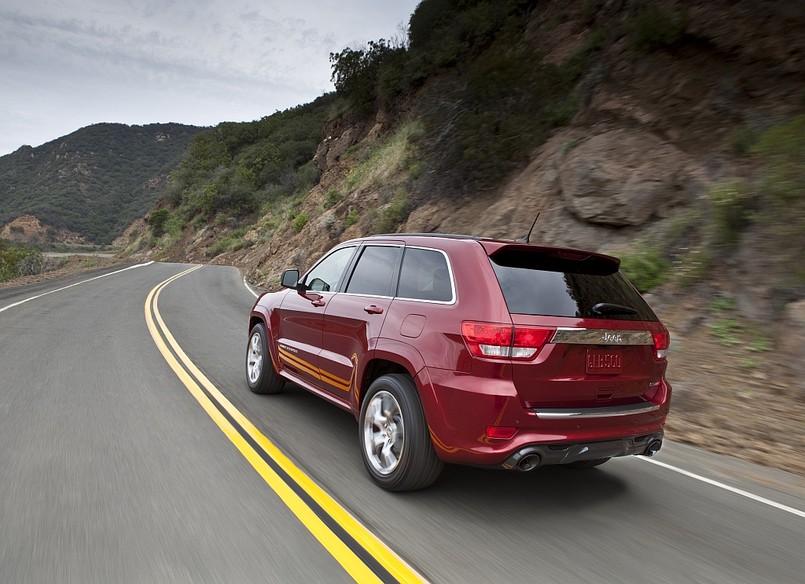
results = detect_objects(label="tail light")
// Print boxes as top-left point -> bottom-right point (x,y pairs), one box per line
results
652,330 -> 670,359
461,322 -> 554,360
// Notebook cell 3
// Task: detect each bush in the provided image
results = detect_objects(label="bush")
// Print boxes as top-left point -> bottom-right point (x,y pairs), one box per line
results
0,240 -> 45,282
421,49 -> 577,192
627,3 -> 688,51
293,213 -> 309,232
708,181 -> 753,245
750,114 -> 805,282
147,208 -> 170,237
619,245 -> 670,292
372,193 -> 409,234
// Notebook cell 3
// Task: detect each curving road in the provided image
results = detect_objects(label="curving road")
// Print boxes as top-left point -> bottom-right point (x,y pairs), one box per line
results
1,262 -> 803,583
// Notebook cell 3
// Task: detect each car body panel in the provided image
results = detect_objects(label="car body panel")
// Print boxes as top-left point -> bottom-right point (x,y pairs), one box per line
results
249,234 -> 672,470
321,292 -> 394,405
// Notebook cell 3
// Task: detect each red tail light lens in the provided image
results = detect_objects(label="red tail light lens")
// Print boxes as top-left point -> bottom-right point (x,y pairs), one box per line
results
461,322 -> 555,360
652,330 -> 670,359
485,426 -> 517,440
512,327 -> 555,358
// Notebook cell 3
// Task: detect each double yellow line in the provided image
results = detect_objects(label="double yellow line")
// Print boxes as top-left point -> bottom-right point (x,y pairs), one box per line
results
145,265 -> 426,584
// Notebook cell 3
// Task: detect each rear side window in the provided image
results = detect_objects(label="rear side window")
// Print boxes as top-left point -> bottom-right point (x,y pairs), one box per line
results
346,245 -> 402,296
490,251 -> 657,321
397,248 -> 453,302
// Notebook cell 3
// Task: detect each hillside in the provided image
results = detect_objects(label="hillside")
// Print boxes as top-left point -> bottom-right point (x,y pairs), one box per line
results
124,0 -> 805,474
0,122 -> 203,245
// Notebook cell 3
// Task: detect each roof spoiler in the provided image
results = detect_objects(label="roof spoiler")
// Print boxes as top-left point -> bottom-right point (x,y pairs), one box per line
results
488,244 -> 621,276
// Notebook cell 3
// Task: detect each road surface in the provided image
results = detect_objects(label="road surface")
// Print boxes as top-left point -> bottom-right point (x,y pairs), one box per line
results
1,262 -> 803,583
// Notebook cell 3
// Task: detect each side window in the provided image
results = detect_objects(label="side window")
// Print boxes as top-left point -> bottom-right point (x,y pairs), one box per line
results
397,248 -> 453,302
303,246 -> 355,292
345,246 -> 401,296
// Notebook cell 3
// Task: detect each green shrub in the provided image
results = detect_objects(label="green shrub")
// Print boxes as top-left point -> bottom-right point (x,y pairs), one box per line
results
323,189 -> 342,209
293,213 -> 309,232
707,181 -> 753,245
206,227 -> 249,257
147,208 -> 170,237
627,3 -> 688,51
727,116 -> 767,156
344,209 -> 359,228
619,245 -> 670,292
0,240 -> 45,282
752,114 -> 805,204
372,193 -> 409,234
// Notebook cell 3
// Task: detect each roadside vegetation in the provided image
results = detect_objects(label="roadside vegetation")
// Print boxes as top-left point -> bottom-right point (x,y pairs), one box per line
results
0,123 -> 201,245
0,239 -> 51,283
619,115 -> 805,299
141,95 -> 334,253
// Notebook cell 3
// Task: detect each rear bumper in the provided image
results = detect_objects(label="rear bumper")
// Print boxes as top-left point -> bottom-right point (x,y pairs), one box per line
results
501,432 -> 664,471
416,367 -> 671,467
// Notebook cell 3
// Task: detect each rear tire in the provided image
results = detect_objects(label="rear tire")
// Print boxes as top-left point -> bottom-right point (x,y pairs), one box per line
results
246,323 -> 284,394
565,457 -> 610,469
359,374 -> 443,491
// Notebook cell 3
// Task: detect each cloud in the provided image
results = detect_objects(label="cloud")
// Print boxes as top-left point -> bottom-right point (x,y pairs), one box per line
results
0,0 -> 419,155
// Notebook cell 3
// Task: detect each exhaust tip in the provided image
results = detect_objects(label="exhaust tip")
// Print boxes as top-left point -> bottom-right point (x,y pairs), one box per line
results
643,440 -> 662,457
517,453 -> 541,472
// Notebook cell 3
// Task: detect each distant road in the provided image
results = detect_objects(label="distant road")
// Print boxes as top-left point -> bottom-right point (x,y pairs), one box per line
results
1,262 -> 803,583
43,252 -> 117,258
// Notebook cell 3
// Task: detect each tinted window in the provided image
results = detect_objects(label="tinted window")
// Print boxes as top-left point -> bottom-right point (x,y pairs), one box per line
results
304,246 -> 355,292
490,255 -> 657,321
345,246 -> 401,296
397,248 -> 453,302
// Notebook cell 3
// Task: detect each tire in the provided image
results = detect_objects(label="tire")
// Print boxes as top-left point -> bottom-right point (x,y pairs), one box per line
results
359,374 -> 443,491
564,457 -> 610,469
246,323 -> 284,394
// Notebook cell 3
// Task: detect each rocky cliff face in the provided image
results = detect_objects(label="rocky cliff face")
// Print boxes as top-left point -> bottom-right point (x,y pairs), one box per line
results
216,1 -> 803,289
127,0 -> 805,474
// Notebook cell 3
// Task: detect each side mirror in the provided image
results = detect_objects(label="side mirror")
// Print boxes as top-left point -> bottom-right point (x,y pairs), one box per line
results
280,269 -> 300,289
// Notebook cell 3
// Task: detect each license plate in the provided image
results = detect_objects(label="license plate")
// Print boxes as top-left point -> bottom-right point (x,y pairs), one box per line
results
586,348 -> 622,374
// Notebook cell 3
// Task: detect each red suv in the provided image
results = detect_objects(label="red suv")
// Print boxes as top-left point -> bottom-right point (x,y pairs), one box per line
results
246,234 -> 671,491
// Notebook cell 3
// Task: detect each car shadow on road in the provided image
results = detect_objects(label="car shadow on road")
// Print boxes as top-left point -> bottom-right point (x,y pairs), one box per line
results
269,383 -> 631,515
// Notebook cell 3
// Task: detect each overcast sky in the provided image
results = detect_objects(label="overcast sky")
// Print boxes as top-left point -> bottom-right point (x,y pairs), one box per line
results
0,0 -> 420,157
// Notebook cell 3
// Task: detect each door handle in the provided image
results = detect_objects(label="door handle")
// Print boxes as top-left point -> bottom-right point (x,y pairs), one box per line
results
311,299 -> 325,307
364,305 -> 384,314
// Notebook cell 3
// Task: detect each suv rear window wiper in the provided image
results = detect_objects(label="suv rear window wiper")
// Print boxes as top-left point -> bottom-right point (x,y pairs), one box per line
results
591,302 -> 638,316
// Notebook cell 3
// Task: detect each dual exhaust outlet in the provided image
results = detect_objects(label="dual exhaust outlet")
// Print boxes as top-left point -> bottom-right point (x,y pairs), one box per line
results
508,438 -> 663,472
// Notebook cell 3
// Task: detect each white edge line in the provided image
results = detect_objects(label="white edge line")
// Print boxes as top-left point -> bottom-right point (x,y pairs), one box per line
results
638,457 -> 805,519
243,276 -> 259,298
0,261 -> 155,314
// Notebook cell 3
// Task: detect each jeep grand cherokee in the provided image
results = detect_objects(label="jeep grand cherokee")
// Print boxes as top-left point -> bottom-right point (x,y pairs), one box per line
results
246,234 -> 671,491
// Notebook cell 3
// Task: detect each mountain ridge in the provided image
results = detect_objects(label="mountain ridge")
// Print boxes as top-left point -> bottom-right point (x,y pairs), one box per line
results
0,122 -> 203,245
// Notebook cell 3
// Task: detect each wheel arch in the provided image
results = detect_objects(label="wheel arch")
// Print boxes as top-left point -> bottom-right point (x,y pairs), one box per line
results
354,339 -> 426,416
248,306 -> 282,375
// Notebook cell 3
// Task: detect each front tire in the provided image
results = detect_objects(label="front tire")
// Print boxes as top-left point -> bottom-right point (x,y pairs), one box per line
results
359,374 -> 443,491
246,323 -> 284,394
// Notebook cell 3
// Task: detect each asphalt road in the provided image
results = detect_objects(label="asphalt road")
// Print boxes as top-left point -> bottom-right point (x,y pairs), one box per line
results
1,262 -> 803,583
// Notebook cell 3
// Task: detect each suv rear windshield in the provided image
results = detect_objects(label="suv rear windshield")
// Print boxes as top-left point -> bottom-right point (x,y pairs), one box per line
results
489,249 -> 657,321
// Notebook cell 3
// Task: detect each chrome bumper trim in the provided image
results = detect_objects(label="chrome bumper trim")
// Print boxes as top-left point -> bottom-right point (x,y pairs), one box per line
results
550,328 -> 653,345
533,402 -> 661,419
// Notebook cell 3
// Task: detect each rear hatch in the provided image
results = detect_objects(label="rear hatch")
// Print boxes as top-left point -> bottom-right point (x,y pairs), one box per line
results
485,244 -> 668,408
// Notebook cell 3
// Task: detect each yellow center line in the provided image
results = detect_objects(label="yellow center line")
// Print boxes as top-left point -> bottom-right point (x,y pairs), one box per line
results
144,265 -> 427,584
